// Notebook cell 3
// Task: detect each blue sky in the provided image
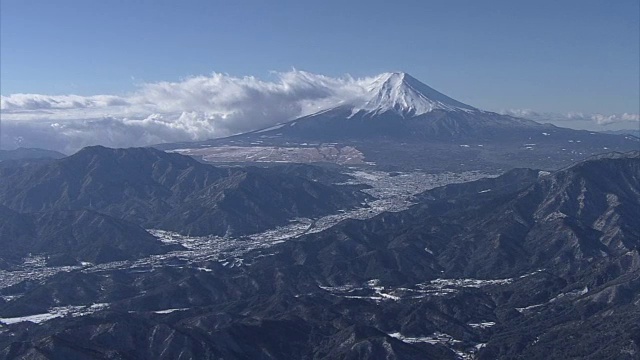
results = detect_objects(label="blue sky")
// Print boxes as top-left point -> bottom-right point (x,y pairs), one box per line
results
0,0 -> 638,151
1,0 -> 638,114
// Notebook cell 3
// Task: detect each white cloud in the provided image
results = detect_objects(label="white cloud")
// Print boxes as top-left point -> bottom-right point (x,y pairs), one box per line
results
591,114 -> 617,125
1,70 -> 368,123
620,113 -> 640,122
1,70 -> 376,153
499,108 -> 540,118
499,109 -> 639,129
1,94 -> 129,111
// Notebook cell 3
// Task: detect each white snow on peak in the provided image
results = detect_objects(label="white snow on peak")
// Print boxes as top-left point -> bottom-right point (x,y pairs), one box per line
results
349,72 -> 477,117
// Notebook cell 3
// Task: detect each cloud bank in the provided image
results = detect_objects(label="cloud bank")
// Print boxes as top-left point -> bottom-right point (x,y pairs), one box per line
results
499,109 -> 639,128
2,70 -> 638,153
1,71 -> 377,153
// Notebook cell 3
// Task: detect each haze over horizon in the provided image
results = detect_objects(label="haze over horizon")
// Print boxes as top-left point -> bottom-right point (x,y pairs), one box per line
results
1,0 -> 638,152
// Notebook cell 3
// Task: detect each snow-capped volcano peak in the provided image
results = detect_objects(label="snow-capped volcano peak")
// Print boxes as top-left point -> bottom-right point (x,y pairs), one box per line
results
351,72 -> 477,117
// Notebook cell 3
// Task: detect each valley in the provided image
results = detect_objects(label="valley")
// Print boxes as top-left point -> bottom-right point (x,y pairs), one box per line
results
0,167 -> 493,300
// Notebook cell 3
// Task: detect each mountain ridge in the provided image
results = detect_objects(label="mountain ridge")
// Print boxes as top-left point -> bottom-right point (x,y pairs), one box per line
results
0,206 -> 182,266
0,146 -> 369,236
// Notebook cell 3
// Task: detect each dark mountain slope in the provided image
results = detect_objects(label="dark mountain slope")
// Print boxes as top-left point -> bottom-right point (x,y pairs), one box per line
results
0,148 -> 66,162
0,206 -> 36,267
445,153 -> 640,277
209,153 -> 639,289
0,146 -> 368,236
0,206 -> 180,266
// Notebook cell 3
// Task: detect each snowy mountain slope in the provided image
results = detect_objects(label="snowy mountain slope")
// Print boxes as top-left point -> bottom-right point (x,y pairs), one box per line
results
348,72 -> 478,117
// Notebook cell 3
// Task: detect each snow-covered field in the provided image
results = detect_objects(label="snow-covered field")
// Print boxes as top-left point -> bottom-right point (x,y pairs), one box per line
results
0,303 -> 109,325
170,144 -> 366,164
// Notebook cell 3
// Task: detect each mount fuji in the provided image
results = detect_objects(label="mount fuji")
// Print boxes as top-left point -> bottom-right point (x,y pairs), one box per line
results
232,72 -> 542,141
158,72 -> 638,171
348,71 -> 478,116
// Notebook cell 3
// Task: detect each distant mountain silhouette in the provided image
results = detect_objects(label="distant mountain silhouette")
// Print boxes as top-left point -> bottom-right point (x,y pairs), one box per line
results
0,148 -> 65,161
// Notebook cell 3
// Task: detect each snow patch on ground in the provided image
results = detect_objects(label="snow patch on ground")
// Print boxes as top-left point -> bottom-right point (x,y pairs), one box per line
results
389,331 -> 484,359
389,331 -> 460,345
319,274 -> 529,303
468,321 -> 496,329
0,313 -> 62,325
549,286 -> 588,303
153,308 -> 189,314
255,123 -> 285,133
516,303 -> 545,313
427,277 -> 513,288
0,303 -> 109,325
